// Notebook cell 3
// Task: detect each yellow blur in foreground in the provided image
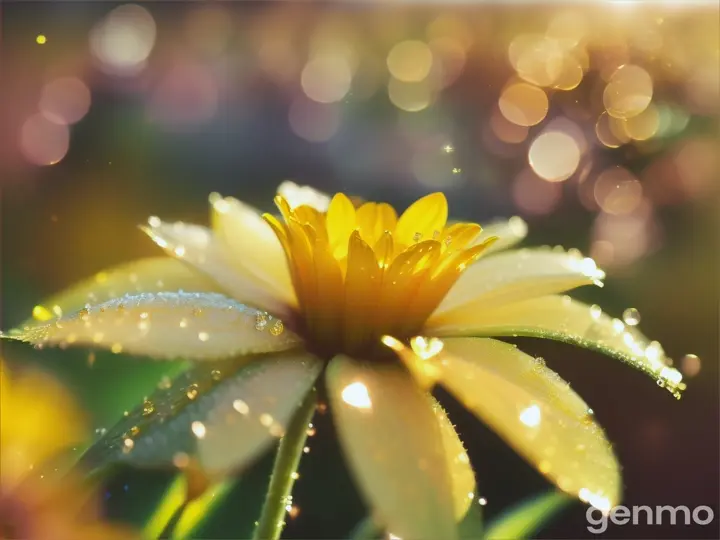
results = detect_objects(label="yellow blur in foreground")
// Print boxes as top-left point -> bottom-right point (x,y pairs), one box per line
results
0,359 -> 134,539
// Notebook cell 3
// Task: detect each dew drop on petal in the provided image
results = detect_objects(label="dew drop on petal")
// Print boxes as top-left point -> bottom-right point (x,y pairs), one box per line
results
622,308 -> 641,326
191,421 -> 206,439
142,399 -> 155,416
233,399 -> 250,415
186,383 -> 199,400
270,321 -> 284,336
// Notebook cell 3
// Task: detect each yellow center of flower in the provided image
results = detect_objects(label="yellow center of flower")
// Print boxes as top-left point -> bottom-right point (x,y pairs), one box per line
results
264,192 -> 496,358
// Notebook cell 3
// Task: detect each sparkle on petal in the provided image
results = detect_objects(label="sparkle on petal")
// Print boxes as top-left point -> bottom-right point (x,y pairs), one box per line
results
341,382 -> 372,409
519,404 -> 542,427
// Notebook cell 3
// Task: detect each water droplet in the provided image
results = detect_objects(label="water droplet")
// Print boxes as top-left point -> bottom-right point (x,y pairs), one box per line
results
478,497 -> 488,506
179,318 -> 189,328
680,354 -> 701,378
211,369 -> 222,381
186,383 -> 199,400
122,438 -> 134,453
452,167 -> 462,174
255,313 -> 268,331
233,399 -> 250,415
191,421 -> 206,439
589,305 -> 602,320
270,320 -> 284,336
622,308 -> 641,326
413,232 -> 422,242
129,426 -> 140,436
111,343 -> 123,354
198,331 -> 210,342
143,400 -> 155,416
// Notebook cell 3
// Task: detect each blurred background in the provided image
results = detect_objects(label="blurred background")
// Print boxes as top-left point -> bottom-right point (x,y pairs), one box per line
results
1,1 -> 718,538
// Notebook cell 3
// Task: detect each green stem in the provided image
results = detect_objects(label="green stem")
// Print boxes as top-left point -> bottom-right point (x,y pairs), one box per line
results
253,389 -> 317,540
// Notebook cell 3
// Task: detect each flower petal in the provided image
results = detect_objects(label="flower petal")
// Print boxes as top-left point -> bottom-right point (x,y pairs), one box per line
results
395,192 -> 449,245
142,219 -> 290,317
198,353 -> 321,475
326,356 -> 457,540
430,397 -> 477,521
476,216 -> 528,254
277,181 -> 330,211
79,353 -> 322,475
24,257 -> 220,324
428,249 -> 605,322
7,292 -> 299,360
208,193 -> 296,308
432,337 -> 621,512
428,295 -> 684,394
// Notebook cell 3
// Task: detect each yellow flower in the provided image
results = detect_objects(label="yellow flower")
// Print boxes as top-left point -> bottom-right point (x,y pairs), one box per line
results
0,360 -> 134,539
6,182 -> 685,540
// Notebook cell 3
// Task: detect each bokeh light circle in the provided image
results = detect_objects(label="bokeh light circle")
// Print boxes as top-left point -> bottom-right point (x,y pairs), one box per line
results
39,77 -> 91,125
498,83 -> 548,127
89,4 -> 156,76
528,131 -> 581,182
20,113 -> 70,166
603,64 -> 653,119
388,78 -> 432,112
301,54 -> 352,103
386,40 -> 433,83
594,166 -> 643,215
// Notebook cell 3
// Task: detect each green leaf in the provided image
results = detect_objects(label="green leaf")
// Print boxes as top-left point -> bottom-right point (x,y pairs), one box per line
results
482,491 -> 572,540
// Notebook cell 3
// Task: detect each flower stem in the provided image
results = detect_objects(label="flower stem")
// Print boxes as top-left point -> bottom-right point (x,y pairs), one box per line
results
253,389 -> 317,540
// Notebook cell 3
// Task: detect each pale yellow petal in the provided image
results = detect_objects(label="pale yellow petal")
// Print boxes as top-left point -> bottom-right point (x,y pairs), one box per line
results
394,192 -> 449,246
436,338 -> 621,512
7,292 -> 299,360
430,397 -> 476,521
198,353 -> 321,475
79,353 -> 321,475
428,295 -> 684,394
209,193 -> 296,308
476,216 -> 528,254
326,356 -> 457,540
141,219 -> 290,317
277,181 -> 331,211
428,249 -> 605,323
25,257 -> 220,324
